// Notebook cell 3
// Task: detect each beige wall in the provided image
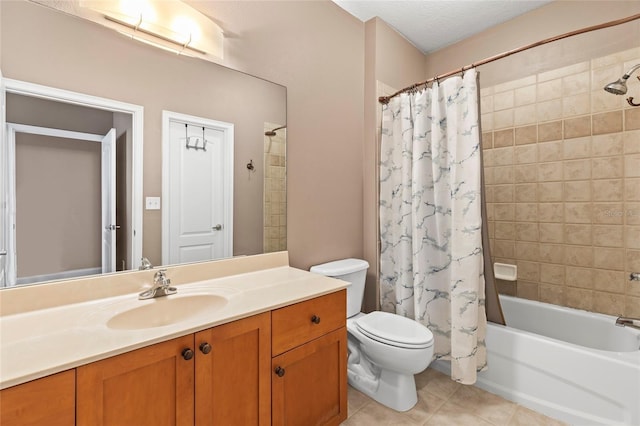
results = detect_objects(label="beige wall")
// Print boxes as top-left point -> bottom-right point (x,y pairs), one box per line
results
1,1 -> 287,266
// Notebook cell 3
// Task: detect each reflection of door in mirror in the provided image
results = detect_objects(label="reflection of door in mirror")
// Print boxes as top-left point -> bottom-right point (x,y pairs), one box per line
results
2,92 -> 138,287
162,111 -> 234,266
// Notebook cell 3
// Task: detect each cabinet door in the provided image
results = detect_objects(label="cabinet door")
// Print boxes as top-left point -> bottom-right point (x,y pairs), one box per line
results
272,327 -> 347,426
77,335 -> 195,426
0,370 -> 75,426
195,312 -> 271,426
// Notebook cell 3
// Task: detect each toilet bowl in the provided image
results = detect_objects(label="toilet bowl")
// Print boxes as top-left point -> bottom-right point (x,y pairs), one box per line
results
310,259 -> 434,412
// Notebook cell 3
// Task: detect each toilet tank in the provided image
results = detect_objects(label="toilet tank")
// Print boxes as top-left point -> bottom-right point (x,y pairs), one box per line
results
310,259 -> 369,318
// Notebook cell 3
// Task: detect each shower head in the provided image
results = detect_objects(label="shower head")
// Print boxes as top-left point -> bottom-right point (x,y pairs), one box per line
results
604,78 -> 628,95
604,63 -> 640,95
265,125 -> 286,137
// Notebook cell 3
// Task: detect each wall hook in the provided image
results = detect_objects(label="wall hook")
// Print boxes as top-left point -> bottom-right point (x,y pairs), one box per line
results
246,159 -> 255,171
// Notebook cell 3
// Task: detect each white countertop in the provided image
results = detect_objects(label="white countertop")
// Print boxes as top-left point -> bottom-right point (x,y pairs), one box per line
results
0,264 -> 348,389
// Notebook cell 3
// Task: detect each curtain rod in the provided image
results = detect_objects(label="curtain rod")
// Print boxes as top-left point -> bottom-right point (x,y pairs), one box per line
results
378,12 -> 640,104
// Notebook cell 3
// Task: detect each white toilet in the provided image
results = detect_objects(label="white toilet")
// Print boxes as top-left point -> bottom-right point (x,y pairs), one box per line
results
310,258 -> 434,412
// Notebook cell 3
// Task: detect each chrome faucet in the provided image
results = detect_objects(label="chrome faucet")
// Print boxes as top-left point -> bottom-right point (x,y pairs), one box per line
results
138,269 -> 177,300
615,316 -> 640,331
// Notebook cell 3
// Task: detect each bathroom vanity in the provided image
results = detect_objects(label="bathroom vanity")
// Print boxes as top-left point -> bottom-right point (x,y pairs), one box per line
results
0,252 -> 348,426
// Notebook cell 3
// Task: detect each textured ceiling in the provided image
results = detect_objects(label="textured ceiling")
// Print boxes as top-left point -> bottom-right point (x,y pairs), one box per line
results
332,0 -> 553,54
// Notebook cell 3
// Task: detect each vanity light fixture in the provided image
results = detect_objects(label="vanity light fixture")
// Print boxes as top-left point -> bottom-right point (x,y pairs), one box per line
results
78,0 -> 223,58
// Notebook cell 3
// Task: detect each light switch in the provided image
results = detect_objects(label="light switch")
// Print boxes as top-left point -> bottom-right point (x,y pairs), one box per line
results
145,196 -> 161,210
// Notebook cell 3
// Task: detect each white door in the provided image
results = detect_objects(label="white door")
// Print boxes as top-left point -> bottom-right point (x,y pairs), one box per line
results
163,114 -> 233,265
101,128 -> 116,273
0,71 -> 7,286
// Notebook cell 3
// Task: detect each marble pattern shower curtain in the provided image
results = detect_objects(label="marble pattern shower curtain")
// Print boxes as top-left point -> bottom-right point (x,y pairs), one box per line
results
379,69 -> 487,384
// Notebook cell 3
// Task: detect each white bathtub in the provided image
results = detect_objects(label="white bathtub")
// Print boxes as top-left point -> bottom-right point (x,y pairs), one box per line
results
432,295 -> 640,425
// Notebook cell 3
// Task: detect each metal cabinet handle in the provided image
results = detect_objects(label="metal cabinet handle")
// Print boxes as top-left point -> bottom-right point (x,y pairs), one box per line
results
199,342 -> 212,354
311,315 -> 321,324
274,366 -> 285,377
182,348 -> 194,360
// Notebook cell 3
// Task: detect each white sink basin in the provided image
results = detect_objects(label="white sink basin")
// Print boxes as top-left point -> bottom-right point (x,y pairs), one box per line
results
107,294 -> 228,330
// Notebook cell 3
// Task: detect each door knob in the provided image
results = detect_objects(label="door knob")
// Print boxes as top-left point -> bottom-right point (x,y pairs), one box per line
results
212,224 -> 223,231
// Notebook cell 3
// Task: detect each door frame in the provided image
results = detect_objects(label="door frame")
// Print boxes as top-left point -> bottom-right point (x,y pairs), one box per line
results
2,78 -> 144,273
161,110 -> 234,265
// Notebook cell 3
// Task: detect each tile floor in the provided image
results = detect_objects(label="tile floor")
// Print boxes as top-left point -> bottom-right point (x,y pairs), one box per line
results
342,368 -> 567,426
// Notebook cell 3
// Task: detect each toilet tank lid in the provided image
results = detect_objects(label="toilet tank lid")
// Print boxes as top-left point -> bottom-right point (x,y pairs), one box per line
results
310,258 -> 369,276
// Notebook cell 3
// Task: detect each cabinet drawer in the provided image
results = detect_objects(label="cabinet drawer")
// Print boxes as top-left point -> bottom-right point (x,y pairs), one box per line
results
272,290 -> 346,356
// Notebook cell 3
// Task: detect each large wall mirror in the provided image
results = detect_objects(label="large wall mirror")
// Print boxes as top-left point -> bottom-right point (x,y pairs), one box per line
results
0,1 -> 287,288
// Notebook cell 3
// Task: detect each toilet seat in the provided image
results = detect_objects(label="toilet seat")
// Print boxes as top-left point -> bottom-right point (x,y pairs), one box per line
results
355,311 -> 433,349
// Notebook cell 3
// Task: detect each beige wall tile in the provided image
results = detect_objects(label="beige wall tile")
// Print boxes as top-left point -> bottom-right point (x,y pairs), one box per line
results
514,125 -> 537,145
516,260 -> 540,281
623,130 -> 640,153
563,116 -> 591,139
516,281 -> 539,300
625,296 -> 640,317
625,154 -> 640,178
591,64 -> 623,89
591,157 -> 623,179
538,141 -> 563,162
484,168 -> 495,185
593,111 -> 623,135
538,182 -> 563,202
592,179 -> 623,202
539,203 -> 564,223
593,292 -> 625,316
540,263 -> 565,284
494,109 -> 514,129
563,159 -> 591,181
626,226 -> 640,249
494,204 -> 515,221
537,79 -> 562,101
562,71 -> 590,96
565,224 -> 592,245
481,132 -> 493,150
593,203 -> 624,224
566,266 -> 593,289
538,162 -> 563,182
539,223 -> 563,243
563,136 -> 591,159
627,280 -> 640,298
481,113 -> 493,131
625,108 -> 640,131
627,249 -> 640,270
515,183 -> 537,202
516,223 -> 538,242
562,93 -> 590,117
493,166 -> 514,184
485,186 -> 496,202
592,47 -> 640,68
515,85 -> 537,106
566,245 -> 594,267
514,164 -> 537,183
563,181 -> 591,202
539,283 -> 565,305
494,185 -> 515,202
514,104 -> 538,126
493,147 -> 514,166
493,90 -> 514,111
481,95 -> 494,113
515,203 -> 538,222
495,75 -> 537,93
565,203 -> 592,223
539,61 -> 589,83
539,243 -> 564,264
494,240 -> 516,258
538,121 -> 562,142
627,203 -> 640,225
483,149 -> 495,166
593,269 -> 625,294
514,145 -> 537,164
494,222 -> 515,240
516,241 -> 539,262
565,287 -> 593,310
624,178 -> 640,201
537,99 -> 562,122
591,89 -> 623,113
592,133 -> 623,157
594,247 -> 624,270
494,129 -> 514,147
593,225 -> 623,247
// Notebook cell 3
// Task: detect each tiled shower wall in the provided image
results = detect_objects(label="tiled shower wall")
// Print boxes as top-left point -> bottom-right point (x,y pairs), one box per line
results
263,123 -> 287,253
482,47 -> 640,318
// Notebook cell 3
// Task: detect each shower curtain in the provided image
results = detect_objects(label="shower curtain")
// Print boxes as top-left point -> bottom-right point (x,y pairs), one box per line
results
379,69 -> 487,384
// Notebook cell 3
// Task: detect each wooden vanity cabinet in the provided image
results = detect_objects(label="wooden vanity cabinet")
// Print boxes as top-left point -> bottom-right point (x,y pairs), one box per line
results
271,290 -> 348,426
76,313 -> 271,426
0,370 -> 76,426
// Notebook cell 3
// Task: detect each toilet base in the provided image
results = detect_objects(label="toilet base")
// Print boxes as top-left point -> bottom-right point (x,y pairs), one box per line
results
348,367 -> 418,412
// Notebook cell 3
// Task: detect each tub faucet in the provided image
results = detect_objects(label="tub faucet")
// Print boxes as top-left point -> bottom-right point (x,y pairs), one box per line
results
138,269 -> 177,300
615,316 -> 640,331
